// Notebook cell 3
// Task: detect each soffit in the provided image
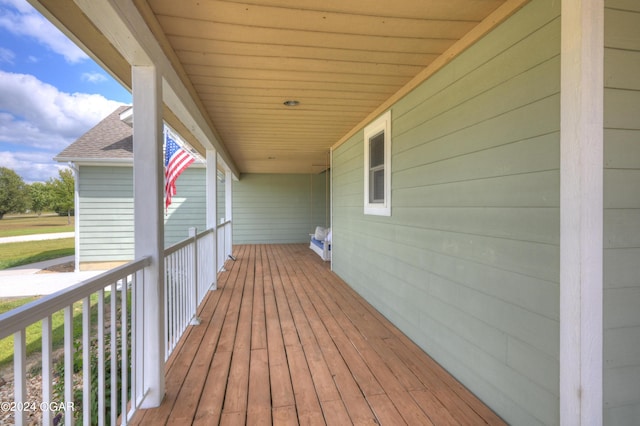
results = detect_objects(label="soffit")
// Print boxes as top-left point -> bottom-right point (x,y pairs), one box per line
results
34,0 -> 527,174
137,0 -> 512,174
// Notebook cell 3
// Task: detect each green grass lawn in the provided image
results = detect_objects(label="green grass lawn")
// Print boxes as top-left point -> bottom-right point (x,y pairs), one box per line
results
0,214 -> 74,238
0,238 -> 75,270
0,294 -> 102,370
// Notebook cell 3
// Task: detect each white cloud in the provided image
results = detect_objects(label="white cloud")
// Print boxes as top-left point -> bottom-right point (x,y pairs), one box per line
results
0,151 -> 65,183
0,0 -> 30,13
0,70 -> 123,182
0,111 -> 69,151
81,72 -> 108,84
0,0 -> 88,63
0,46 -> 14,63
0,70 -> 122,144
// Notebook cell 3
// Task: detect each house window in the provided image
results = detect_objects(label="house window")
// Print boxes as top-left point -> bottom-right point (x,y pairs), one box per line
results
364,110 -> 391,216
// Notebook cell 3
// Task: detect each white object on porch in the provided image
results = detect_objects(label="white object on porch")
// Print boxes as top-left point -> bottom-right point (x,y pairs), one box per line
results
309,226 -> 331,261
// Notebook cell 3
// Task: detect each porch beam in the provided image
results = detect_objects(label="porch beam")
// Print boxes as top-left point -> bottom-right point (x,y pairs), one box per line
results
560,0 -> 604,424
132,65 -> 165,408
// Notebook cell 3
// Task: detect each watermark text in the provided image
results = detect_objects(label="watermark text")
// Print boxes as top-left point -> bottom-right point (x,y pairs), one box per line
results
1,401 -> 75,413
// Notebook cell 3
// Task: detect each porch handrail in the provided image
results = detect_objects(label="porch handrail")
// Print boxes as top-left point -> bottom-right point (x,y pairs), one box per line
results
164,227 -> 215,259
1,223 -> 230,425
0,256 -> 151,426
163,234 -> 194,257
216,220 -> 232,272
0,257 -> 150,341
163,227 -> 216,359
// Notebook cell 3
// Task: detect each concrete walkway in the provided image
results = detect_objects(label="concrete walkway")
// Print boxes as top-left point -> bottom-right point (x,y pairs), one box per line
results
1,254 -> 75,274
0,232 -> 74,244
0,232 -> 105,298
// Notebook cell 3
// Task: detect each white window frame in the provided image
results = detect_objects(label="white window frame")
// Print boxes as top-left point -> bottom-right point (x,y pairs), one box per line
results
364,110 -> 391,216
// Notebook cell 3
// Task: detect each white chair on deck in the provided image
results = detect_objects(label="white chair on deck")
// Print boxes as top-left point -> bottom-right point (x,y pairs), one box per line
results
309,226 -> 331,261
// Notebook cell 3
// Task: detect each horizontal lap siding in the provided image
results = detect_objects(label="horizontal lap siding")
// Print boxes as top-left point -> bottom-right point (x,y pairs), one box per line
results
218,174 -> 226,223
233,173 -> 327,244
165,167 -> 206,244
78,166 -> 206,264
332,1 -> 560,424
79,166 -> 134,262
603,2 -> 640,424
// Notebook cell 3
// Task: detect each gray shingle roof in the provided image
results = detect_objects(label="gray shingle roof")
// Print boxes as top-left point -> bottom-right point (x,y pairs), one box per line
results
55,105 -> 133,161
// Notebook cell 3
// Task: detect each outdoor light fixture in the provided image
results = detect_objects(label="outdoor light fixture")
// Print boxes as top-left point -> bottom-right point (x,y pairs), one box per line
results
283,100 -> 299,107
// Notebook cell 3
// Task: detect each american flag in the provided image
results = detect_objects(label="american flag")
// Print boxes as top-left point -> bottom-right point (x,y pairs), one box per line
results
165,133 -> 195,210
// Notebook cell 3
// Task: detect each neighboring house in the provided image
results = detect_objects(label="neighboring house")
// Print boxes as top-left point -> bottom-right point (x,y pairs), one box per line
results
56,106 -> 329,270
55,106 -> 222,271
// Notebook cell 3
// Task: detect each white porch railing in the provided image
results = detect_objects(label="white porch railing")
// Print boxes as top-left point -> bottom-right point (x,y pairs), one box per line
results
163,227 -> 216,359
217,220 -> 232,271
0,224 -> 232,425
163,224 -> 232,359
0,257 -> 150,426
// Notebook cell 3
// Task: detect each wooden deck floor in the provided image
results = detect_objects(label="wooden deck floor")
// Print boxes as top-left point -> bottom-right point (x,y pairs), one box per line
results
131,244 -> 505,425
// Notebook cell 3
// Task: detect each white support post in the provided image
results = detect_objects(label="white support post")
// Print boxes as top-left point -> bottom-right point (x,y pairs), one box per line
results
82,297 -> 91,424
189,227 -> 201,325
206,150 -> 217,290
330,148 -> 334,272
560,0 -> 604,424
132,65 -> 165,408
13,330 -> 26,426
225,169 -> 233,258
64,307 -> 73,426
41,316 -> 52,426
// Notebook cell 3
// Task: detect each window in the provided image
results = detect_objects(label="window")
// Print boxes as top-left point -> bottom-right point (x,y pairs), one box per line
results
364,110 -> 391,216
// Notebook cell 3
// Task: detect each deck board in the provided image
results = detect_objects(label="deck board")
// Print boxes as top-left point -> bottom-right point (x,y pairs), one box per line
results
131,244 -> 506,425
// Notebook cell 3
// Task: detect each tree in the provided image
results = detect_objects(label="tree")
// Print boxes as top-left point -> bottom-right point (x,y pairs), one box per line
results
49,168 -> 75,224
0,167 -> 30,219
28,182 -> 52,216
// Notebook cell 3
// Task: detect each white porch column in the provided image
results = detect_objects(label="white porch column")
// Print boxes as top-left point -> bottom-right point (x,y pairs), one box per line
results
206,149 -> 217,289
225,169 -> 233,257
206,150 -> 218,230
132,65 -> 165,407
560,0 -> 604,424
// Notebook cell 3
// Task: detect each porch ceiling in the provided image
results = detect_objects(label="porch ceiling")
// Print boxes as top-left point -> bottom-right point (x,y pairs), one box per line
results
32,0 -> 527,175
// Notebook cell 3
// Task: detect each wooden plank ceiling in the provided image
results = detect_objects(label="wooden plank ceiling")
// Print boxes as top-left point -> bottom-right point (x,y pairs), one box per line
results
135,0 -> 509,174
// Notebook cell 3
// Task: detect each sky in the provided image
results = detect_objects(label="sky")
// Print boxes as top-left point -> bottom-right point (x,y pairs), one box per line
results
0,0 -> 132,183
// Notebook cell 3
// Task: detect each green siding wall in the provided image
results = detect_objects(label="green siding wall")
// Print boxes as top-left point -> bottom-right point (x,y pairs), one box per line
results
332,1 -> 560,424
164,167 -> 207,243
603,2 -> 640,424
78,166 -> 134,262
217,170 -> 226,224
233,173 -> 329,244
78,165 -> 206,263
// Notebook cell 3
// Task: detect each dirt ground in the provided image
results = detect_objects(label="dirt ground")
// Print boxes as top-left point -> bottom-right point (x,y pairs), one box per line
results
36,261 -> 74,274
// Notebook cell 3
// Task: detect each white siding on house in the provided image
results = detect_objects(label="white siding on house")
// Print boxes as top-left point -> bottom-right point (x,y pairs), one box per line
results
332,1 -> 560,424
603,2 -> 640,424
